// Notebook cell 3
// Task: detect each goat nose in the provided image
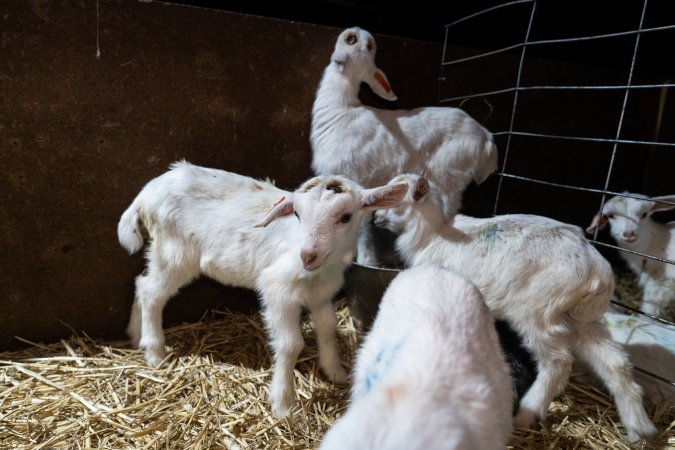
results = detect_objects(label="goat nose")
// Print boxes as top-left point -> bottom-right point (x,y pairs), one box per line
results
623,230 -> 635,238
301,249 -> 319,270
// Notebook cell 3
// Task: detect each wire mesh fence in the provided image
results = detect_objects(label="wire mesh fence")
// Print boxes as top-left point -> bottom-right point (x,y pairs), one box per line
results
439,0 -> 674,388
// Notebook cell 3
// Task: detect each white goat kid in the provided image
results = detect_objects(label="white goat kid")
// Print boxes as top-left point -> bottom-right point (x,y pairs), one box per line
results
373,174 -> 657,441
311,26 -> 498,265
320,265 -> 513,450
117,161 -> 407,418
587,193 -> 675,316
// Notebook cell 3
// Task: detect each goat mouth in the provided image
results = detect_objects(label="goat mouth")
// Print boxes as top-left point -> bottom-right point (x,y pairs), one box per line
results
621,236 -> 637,243
303,262 -> 321,271
373,218 -> 386,228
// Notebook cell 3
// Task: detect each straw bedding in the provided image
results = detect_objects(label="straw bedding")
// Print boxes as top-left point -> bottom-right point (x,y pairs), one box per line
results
614,265 -> 675,321
1,300 -> 673,450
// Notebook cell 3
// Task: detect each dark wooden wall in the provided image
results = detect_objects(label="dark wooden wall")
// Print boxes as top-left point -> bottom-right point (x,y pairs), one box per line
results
2,0 -> 672,350
0,0 -> 442,349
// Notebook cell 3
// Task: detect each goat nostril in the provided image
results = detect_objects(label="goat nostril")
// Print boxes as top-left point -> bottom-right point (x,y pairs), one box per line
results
301,251 -> 318,268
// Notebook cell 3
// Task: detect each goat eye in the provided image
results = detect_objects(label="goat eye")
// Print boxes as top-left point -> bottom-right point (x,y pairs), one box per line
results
608,214 -> 614,219
367,40 -> 373,51
640,212 -> 647,219
346,34 -> 357,45
339,214 -> 352,224
326,183 -> 343,194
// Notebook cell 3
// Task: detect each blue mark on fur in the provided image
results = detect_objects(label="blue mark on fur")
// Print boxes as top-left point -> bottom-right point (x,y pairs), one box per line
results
482,223 -> 502,242
356,339 -> 406,399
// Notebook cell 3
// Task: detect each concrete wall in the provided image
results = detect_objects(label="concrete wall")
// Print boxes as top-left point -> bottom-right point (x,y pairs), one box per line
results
0,0 -> 443,349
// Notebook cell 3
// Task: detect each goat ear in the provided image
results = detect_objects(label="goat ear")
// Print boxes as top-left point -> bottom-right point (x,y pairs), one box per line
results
472,143 -> 498,185
586,213 -> 608,234
650,195 -> 675,214
412,177 -> 430,203
366,68 -> 398,101
331,49 -> 347,71
361,182 -> 408,210
255,195 -> 295,228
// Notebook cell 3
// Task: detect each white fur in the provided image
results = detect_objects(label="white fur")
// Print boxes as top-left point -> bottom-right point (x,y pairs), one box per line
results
587,193 -> 675,316
310,27 -> 498,265
320,265 -> 513,450
117,161 -> 407,418
374,174 -> 657,441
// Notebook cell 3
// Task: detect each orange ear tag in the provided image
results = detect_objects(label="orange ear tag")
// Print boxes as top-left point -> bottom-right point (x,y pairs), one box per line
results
266,196 -> 285,213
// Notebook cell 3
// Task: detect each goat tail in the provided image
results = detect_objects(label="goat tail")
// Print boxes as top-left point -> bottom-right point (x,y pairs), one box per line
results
118,197 -> 145,254
573,321 -> 657,440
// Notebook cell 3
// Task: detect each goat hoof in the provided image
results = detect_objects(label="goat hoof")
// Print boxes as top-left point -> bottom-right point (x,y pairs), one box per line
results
127,328 -> 141,348
327,366 -> 348,384
270,396 -> 295,419
513,407 -> 537,429
143,348 -> 167,368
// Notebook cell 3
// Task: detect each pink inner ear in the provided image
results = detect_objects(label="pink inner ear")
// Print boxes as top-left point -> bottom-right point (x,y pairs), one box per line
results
592,214 -> 608,229
651,197 -> 675,213
374,71 -> 392,93
278,201 -> 294,217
